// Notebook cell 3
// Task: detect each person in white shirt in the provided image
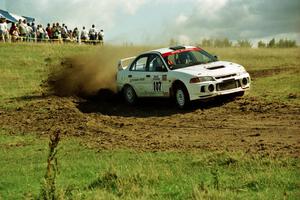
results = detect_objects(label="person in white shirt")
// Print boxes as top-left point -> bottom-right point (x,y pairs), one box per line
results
0,18 -> 9,42
26,23 -> 33,41
18,19 -> 28,41
81,26 -> 89,42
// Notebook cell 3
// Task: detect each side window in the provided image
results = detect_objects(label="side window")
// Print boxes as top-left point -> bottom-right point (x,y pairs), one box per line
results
149,55 -> 167,72
130,56 -> 147,71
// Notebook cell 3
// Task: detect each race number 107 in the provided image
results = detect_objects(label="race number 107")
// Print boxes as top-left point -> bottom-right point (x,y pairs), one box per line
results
153,81 -> 162,91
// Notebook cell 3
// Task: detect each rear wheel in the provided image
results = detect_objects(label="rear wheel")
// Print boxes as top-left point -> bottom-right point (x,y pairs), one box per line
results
123,85 -> 137,105
174,85 -> 190,109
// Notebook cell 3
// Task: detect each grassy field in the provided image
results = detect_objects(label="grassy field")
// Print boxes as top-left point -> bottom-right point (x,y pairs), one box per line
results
1,132 -> 299,199
0,43 -> 299,199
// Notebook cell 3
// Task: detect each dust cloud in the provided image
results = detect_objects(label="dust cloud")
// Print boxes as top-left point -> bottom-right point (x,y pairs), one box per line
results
47,46 -> 151,97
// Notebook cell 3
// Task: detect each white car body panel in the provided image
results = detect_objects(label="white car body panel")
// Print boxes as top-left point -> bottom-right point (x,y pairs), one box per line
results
117,46 -> 250,102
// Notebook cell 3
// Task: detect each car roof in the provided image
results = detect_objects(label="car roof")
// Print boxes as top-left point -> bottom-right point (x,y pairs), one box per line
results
147,45 -> 201,56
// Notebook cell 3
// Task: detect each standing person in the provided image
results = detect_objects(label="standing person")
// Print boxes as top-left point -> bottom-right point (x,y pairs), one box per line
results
73,27 -> 79,43
18,19 -> 27,41
44,30 -> 49,42
50,23 -> 56,42
98,29 -> 104,46
46,23 -> 52,40
0,18 -> 9,42
66,30 -> 72,42
80,26 -> 88,42
9,23 -> 19,42
53,22 -> 62,43
26,23 -> 33,42
31,22 -> 37,42
61,24 -> 68,41
89,24 -> 97,44
36,24 -> 45,42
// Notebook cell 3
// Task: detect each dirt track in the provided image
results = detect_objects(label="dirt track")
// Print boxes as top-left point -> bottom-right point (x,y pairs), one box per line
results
1,94 -> 299,158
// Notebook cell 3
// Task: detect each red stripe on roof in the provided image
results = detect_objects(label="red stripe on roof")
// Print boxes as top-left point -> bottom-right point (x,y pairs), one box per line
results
162,47 -> 202,57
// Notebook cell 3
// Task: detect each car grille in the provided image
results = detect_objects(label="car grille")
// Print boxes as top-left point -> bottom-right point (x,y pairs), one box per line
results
215,73 -> 236,79
216,79 -> 239,91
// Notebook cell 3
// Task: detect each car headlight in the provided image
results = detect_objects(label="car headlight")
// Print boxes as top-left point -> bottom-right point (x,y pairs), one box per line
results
190,76 -> 214,83
237,66 -> 248,75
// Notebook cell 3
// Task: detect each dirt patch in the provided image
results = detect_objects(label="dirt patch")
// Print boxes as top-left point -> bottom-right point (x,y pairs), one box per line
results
1,95 -> 299,158
249,67 -> 297,79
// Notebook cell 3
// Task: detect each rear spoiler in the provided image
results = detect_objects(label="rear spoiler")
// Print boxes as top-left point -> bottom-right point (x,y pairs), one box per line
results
118,56 -> 136,71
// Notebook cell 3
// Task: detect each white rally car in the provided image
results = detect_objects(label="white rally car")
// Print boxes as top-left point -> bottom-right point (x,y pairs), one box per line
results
117,46 -> 250,108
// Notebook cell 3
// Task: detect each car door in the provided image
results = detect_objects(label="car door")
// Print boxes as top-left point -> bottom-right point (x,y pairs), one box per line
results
127,55 -> 149,97
144,54 -> 171,97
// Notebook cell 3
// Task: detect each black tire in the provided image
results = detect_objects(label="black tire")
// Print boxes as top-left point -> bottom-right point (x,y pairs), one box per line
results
174,84 -> 190,109
123,85 -> 137,105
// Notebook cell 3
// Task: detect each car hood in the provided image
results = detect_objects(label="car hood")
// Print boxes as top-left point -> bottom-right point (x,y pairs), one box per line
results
173,61 -> 246,77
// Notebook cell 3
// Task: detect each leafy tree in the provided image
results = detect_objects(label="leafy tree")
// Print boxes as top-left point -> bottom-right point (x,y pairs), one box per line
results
236,40 -> 252,48
268,38 -> 276,48
277,39 -> 296,48
258,40 -> 266,48
212,38 -> 232,48
222,38 -> 232,47
201,38 -> 213,47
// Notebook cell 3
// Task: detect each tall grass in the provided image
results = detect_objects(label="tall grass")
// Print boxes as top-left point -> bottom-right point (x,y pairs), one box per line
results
0,131 -> 299,199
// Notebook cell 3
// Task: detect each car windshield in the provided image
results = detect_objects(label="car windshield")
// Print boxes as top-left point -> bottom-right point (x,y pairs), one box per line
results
163,48 -> 218,70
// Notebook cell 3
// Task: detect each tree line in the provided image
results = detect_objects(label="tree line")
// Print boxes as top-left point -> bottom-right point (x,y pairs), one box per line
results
169,38 -> 297,48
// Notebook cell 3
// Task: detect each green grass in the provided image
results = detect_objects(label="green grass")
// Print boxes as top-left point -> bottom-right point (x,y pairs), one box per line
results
0,44 -> 299,199
0,43 -> 95,101
207,47 -> 300,70
251,71 -> 300,102
0,131 -> 299,199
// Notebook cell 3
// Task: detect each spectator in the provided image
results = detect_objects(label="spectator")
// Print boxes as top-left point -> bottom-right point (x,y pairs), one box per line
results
18,19 -> 28,41
61,24 -> 68,40
52,23 -> 62,43
98,29 -> 104,45
81,26 -> 88,42
9,22 -> 19,42
66,30 -> 72,42
36,24 -> 45,42
46,23 -> 52,40
31,22 -> 37,42
89,24 -> 97,42
1,20 -> 106,44
26,23 -> 33,41
0,18 -> 9,42
73,27 -> 79,43
44,31 -> 49,41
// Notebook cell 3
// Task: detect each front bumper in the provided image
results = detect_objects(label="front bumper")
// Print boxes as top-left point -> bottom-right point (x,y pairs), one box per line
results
188,73 -> 251,101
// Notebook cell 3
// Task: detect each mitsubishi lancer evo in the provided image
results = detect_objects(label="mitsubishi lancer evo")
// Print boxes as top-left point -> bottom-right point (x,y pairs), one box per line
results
117,46 -> 250,108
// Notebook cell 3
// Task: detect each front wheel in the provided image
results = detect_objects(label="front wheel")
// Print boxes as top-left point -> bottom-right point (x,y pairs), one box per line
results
123,85 -> 137,105
175,86 -> 190,109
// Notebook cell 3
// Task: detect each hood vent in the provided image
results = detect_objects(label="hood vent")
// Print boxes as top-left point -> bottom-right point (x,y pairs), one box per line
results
207,66 -> 225,70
